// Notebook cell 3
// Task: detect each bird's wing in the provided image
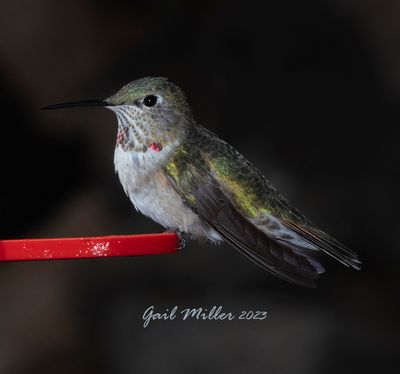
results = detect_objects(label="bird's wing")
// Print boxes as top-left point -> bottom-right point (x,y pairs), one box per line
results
163,126 -> 360,286
163,134 -> 321,287
164,168 -> 319,287
197,126 -> 360,271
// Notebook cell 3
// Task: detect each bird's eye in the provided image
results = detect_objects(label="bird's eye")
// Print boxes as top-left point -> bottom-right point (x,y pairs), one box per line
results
143,95 -> 158,107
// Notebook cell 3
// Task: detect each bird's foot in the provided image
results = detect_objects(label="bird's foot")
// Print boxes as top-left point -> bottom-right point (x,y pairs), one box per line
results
164,229 -> 189,250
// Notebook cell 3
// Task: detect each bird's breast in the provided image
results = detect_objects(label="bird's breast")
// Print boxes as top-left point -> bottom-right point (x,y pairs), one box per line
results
113,145 -> 205,233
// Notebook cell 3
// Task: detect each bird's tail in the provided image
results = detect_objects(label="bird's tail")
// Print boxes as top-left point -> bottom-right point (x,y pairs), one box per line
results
281,219 -> 361,270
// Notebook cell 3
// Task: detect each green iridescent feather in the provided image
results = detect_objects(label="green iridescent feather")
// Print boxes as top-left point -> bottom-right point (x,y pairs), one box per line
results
165,124 -> 306,223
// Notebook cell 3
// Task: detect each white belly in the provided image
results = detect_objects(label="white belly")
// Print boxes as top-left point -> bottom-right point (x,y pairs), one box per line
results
114,145 -> 221,240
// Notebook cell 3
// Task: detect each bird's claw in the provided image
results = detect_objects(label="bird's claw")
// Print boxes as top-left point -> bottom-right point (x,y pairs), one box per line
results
165,229 -> 189,250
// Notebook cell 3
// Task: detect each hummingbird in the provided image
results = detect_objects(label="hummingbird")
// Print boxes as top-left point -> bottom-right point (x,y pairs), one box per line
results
44,77 -> 361,287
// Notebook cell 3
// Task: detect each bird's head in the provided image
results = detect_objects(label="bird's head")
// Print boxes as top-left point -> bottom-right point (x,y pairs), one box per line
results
44,77 -> 193,152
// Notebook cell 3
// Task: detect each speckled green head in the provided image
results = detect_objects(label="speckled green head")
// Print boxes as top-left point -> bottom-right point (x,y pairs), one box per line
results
106,77 -> 194,152
107,77 -> 188,109
44,77 -> 193,152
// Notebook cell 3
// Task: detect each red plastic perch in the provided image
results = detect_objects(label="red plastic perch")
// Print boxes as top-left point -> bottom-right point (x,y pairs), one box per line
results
0,233 -> 179,261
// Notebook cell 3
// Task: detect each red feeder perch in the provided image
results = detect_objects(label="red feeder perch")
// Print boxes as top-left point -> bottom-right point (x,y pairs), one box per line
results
0,233 -> 179,261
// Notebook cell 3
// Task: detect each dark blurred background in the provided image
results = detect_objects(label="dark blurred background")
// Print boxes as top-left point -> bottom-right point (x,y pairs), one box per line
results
0,0 -> 399,373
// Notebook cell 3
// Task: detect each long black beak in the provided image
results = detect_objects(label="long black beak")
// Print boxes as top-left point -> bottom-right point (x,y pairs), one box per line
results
42,99 -> 114,110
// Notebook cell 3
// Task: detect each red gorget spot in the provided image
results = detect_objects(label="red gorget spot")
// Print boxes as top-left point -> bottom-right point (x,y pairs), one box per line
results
149,142 -> 163,152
